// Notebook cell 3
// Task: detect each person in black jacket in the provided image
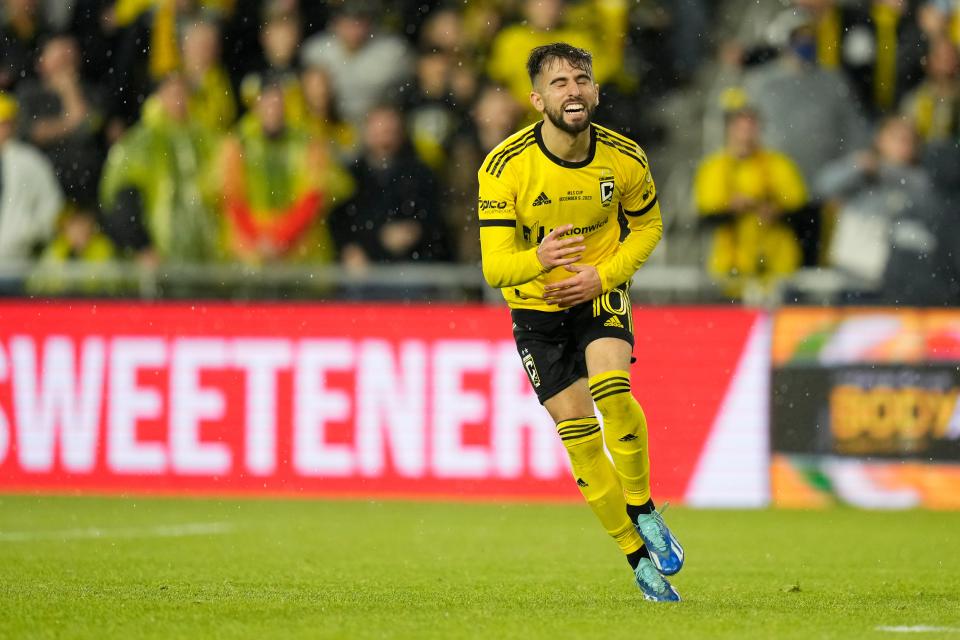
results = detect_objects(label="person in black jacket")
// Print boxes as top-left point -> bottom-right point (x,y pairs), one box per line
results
331,103 -> 452,269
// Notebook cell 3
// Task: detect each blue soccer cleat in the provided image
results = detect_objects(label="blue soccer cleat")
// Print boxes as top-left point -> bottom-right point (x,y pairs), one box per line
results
634,557 -> 681,602
634,503 -> 684,576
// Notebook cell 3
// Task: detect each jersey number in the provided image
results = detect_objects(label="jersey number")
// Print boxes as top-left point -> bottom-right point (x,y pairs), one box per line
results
593,287 -> 633,332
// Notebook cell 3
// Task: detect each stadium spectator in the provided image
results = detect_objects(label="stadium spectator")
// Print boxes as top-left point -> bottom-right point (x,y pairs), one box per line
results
0,91 -> 64,262
0,0 -> 50,91
446,84 -> 523,265
414,6 -> 479,112
744,9 -> 871,187
27,204 -> 117,295
421,8 -> 480,106
781,1 -> 927,116
485,0 -> 624,110
835,0 -> 926,117
399,48 -> 470,172
220,0 -> 327,90
239,2 -> 305,124
64,0 -> 122,84
919,0 -> 960,45
300,2 -> 414,126
458,0 -> 507,64
99,73 -> 220,266
331,104 -> 452,272
218,81 -> 353,265
457,84 -> 525,158
104,0 -> 232,132
418,5 -> 466,57
181,18 -> 236,134
900,37 -> 960,142
300,64 -> 357,162
16,33 -> 105,205
816,116 -> 952,305
792,0 -> 844,70
694,106 -> 809,299
924,136 -> 960,193
140,0 -> 234,80
923,137 -> 960,303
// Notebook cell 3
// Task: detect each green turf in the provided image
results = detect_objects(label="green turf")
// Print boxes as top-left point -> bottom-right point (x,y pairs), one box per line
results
1,496 -> 958,639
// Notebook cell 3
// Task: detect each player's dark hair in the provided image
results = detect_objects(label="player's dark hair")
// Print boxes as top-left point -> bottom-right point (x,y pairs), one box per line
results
526,42 -> 594,85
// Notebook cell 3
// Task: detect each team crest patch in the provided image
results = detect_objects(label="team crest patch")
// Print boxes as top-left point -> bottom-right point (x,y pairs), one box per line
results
600,176 -> 615,207
522,353 -> 541,388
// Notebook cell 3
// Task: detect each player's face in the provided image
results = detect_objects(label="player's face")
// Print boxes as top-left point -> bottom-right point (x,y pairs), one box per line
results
531,58 -> 599,135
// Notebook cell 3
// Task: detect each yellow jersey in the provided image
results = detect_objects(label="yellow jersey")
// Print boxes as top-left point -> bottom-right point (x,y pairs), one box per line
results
478,121 -> 663,311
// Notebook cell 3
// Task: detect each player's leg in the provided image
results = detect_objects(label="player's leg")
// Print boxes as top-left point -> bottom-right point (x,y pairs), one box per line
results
543,380 -> 678,601
581,287 -> 684,577
584,337 -> 651,509
514,305 -> 678,600
513,311 -> 657,580
541,381 -> 642,559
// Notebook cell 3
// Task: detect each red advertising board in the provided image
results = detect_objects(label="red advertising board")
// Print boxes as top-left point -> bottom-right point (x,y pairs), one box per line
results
0,302 -> 766,504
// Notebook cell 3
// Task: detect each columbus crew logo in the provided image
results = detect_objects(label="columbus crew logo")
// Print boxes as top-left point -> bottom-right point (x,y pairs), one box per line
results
599,176 -> 615,207
521,353 -> 541,388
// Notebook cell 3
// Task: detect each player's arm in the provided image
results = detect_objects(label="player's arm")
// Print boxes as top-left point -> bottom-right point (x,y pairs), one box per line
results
478,165 -> 584,288
593,156 -> 664,292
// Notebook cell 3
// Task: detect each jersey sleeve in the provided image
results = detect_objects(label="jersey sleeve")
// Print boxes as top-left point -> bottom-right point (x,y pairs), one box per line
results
594,150 -> 663,291
477,162 -> 545,288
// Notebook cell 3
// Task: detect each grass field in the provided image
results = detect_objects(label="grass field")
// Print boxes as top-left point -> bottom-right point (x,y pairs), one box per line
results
1,496 -> 958,639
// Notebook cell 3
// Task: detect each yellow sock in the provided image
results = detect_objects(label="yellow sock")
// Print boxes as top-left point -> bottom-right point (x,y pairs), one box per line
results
589,371 -> 651,506
557,416 -> 643,554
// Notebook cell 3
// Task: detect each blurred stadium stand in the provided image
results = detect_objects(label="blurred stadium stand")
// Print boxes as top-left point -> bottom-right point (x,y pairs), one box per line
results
0,0 -> 955,306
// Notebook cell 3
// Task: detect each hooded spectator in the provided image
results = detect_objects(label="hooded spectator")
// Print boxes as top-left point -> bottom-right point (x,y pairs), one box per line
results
99,72 -> 220,265
218,80 -> 354,265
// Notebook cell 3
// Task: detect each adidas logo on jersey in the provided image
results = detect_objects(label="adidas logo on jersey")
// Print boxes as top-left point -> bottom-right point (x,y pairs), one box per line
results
532,192 -> 552,206
604,316 -> 624,329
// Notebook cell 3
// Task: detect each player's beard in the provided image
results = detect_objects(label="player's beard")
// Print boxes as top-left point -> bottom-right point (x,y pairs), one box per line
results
545,99 -> 595,135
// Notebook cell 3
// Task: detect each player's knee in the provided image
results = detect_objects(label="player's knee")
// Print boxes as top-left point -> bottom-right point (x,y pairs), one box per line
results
561,427 -> 604,467
589,370 -> 647,443
596,390 -> 644,423
590,371 -> 641,418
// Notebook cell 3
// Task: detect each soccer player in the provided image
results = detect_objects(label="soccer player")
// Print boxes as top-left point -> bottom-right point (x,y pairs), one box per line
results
477,43 -> 683,601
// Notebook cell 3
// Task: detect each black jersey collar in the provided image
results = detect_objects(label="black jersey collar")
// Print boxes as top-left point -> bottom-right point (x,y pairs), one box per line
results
534,121 -> 596,169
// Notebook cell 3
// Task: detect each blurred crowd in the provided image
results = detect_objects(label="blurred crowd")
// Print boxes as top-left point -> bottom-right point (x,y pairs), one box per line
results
0,0 -> 708,297
696,0 -> 960,305
0,0 -> 957,305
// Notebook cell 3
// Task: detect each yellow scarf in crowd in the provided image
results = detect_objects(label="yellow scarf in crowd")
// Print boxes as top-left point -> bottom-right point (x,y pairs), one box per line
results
816,6 -> 841,69
872,3 -> 900,112
110,0 -> 236,79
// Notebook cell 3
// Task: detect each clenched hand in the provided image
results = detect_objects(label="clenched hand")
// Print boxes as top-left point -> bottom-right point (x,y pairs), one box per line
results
543,263 -> 602,308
